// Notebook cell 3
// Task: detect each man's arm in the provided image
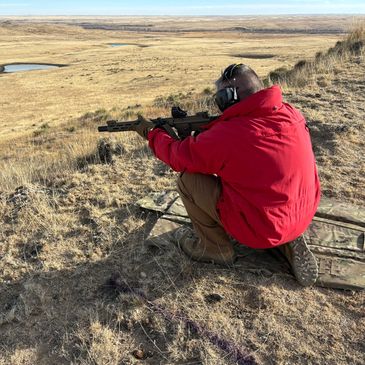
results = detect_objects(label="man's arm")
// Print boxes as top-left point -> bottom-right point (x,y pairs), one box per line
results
148,127 -> 227,174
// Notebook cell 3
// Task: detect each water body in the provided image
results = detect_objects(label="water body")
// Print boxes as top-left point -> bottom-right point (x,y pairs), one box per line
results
109,43 -> 131,47
1,63 -> 62,73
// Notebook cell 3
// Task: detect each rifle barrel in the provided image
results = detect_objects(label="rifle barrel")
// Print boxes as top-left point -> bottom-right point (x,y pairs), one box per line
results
98,126 -> 109,132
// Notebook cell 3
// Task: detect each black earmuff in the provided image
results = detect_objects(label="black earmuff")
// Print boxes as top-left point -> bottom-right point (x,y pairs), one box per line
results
215,63 -> 242,111
214,87 -> 239,112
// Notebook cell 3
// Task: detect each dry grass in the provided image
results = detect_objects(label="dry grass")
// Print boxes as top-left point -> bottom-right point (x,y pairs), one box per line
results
0,90 -> 214,193
0,18 -> 364,365
267,25 -> 365,87
0,17 -> 344,141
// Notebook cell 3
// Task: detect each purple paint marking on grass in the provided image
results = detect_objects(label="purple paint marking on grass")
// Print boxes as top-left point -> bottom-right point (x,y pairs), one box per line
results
109,282 -> 256,365
150,304 -> 256,365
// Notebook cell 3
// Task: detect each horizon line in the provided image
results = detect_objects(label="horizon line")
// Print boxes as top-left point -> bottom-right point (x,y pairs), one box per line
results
1,13 -> 365,17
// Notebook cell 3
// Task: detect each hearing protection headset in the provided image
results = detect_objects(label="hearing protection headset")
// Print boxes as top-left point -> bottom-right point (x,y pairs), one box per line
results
214,63 -> 242,112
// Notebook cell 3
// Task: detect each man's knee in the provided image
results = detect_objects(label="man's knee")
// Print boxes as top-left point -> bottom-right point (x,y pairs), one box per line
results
177,172 -> 195,199
177,172 -> 220,200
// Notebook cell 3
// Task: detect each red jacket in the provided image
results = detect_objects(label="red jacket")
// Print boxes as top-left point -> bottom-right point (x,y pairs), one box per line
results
148,85 -> 320,248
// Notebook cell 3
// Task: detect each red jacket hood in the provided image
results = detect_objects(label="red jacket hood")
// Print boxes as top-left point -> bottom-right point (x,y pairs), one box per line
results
222,85 -> 283,119
204,85 -> 283,130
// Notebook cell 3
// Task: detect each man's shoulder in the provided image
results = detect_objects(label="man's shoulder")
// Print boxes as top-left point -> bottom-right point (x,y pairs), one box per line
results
223,105 -> 305,138
282,102 -> 306,120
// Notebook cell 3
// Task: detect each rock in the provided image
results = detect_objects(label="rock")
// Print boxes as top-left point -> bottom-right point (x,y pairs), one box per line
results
132,349 -> 146,360
131,349 -> 153,360
6,185 -> 34,221
7,185 -> 30,206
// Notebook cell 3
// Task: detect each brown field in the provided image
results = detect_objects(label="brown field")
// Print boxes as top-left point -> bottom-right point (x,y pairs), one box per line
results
0,16 -> 364,365
2,15 -> 361,141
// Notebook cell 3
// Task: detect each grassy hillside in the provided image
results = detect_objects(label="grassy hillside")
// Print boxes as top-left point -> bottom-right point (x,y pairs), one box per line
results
0,24 -> 364,365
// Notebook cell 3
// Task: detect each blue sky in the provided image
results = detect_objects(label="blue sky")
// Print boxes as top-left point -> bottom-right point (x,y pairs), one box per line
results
0,1 -> 364,16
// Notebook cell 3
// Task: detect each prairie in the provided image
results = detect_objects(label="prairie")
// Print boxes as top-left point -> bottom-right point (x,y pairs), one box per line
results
0,16 -> 355,141
0,16 -> 364,365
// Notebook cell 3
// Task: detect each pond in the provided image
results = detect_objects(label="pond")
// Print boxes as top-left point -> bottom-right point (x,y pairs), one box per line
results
0,63 -> 64,73
109,43 -> 131,47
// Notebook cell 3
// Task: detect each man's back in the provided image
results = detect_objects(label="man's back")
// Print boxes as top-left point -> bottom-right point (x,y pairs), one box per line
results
213,85 -> 321,248
148,85 -> 320,249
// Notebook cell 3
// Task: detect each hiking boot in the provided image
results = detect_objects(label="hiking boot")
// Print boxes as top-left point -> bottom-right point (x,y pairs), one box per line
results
278,235 -> 318,287
174,226 -> 236,266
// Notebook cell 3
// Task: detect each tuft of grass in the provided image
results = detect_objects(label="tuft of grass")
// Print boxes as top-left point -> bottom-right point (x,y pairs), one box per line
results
203,87 -> 214,95
153,92 -> 194,109
33,122 -> 51,137
73,320 -> 126,365
79,109 -> 112,124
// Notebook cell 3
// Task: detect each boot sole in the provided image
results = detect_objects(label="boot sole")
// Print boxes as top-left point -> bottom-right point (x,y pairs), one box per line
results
290,237 -> 319,287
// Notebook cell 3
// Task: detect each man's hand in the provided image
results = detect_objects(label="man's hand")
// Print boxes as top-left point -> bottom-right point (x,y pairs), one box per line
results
135,115 -> 153,140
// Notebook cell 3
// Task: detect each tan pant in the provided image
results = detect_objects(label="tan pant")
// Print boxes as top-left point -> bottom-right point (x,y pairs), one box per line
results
177,172 -> 234,253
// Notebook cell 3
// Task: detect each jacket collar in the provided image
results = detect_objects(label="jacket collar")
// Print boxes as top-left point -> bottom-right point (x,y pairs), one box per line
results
220,85 -> 283,120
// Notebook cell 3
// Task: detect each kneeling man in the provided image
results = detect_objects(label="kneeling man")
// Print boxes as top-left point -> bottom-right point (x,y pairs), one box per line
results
136,64 -> 321,287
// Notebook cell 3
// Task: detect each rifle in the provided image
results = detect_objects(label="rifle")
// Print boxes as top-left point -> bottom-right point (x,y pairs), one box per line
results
98,107 -> 218,140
